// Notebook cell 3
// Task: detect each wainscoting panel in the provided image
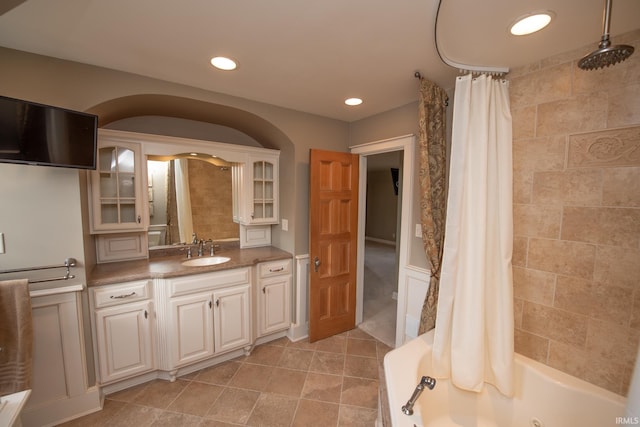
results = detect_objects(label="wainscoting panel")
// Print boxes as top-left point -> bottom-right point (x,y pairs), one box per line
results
288,254 -> 309,342
398,266 -> 430,344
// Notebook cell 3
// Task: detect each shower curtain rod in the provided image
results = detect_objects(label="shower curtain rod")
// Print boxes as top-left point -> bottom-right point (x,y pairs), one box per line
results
434,0 -> 509,76
413,72 -> 449,106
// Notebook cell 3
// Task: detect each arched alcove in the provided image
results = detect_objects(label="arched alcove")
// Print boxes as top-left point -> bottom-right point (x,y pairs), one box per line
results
86,94 -> 298,254
86,94 -> 294,153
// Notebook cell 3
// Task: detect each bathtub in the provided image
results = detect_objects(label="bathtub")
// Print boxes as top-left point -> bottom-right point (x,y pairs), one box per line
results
0,389 -> 31,427
384,331 -> 627,427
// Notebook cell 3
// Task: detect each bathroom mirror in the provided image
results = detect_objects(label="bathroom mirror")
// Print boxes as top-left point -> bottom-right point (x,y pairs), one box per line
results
146,153 -> 239,248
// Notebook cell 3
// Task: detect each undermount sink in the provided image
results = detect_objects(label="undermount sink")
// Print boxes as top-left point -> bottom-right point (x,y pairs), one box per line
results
181,256 -> 231,267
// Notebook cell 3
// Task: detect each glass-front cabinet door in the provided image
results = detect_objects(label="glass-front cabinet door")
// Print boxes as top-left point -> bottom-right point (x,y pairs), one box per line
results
250,157 -> 278,224
89,140 -> 146,233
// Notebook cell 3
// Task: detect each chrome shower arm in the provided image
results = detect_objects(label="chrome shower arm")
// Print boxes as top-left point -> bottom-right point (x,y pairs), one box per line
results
600,0 -> 612,47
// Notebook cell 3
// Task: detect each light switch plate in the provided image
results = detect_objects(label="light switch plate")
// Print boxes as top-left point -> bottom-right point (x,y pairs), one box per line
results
281,219 -> 288,231
0,233 -> 5,254
415,224 -> 422,238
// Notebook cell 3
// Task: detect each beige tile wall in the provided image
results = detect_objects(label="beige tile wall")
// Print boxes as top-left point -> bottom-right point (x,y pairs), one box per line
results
509,29 -> 640,395
188,159 -> 239,240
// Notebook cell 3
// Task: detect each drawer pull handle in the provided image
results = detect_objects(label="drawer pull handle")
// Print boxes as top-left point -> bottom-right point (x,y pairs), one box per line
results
269,267 -> 284,272
110,291 -> 137,299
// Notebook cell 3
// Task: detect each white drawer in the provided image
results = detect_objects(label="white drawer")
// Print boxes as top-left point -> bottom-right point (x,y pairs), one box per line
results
169,267 -> 251,297
258,258 -> 292,279
92,280 -> 152,308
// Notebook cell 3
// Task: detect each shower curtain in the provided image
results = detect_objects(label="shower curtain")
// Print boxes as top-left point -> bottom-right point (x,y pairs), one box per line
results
174,158 -> 194,244
432,74 -> 514,396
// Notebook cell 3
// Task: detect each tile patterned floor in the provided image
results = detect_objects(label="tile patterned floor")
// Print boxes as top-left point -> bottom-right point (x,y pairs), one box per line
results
58,328 -> 391,427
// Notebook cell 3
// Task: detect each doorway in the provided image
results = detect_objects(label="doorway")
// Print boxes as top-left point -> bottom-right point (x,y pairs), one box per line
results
358,152 -> 401,348
351,134 -> 415,349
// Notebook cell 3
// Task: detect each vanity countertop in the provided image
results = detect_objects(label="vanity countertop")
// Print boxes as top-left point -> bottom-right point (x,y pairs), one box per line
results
87,245 -> 292,287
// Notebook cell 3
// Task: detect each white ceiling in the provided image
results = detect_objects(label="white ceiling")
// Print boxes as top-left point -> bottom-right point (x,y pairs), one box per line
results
1,0 -> 639,122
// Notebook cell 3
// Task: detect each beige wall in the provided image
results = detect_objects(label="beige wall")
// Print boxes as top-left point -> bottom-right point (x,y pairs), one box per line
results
350,102 -> 430,269
366,169 -> 399,242
510,29 -> 640,395
0,163 -> 87,289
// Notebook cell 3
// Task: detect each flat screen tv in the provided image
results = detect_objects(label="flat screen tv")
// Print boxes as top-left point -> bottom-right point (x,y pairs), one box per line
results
0,95 -> 97,170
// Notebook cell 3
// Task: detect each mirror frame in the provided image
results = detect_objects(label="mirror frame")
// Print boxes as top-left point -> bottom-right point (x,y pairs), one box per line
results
106,130 -> 280,250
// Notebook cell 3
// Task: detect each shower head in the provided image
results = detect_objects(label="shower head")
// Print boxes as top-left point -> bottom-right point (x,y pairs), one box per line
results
578,0 -> 634,70
578,39 -> 634,70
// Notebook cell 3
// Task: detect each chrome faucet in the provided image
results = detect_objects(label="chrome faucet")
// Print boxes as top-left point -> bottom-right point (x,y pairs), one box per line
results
401,376 -> 436,416
199,239 -> 213,256
206,239 -> 215,256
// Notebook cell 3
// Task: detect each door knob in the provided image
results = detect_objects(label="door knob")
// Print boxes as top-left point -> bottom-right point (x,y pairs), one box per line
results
313,256 -> 321,272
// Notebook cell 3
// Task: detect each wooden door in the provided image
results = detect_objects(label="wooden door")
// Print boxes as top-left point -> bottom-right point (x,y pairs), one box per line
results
309,149 -> 359,342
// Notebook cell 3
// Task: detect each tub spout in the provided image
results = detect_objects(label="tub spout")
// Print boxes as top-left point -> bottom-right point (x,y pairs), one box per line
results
401,375 -> 436,416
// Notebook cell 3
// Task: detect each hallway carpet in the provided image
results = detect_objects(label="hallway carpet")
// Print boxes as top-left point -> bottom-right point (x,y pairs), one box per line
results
359,240 -> 397,348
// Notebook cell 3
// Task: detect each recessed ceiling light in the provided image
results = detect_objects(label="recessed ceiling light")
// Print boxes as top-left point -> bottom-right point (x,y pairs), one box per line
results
345,98 -> 363,106
510,12 -> 553,36
210,56 -> 237,71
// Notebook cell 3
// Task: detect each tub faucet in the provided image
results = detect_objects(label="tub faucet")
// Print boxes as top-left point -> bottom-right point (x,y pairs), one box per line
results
401,375 -> 436,416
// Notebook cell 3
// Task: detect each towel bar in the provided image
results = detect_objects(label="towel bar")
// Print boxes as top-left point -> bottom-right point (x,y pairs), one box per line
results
0,258 -> 77,283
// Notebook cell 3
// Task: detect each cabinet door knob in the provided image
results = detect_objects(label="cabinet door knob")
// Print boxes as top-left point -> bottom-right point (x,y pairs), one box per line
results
314,256 -> 321,272
209,301 -> 212,309
216,299 -> 220,307
144,310 -> 148,319
262,287 -> 266,294
137,215 -> 141,223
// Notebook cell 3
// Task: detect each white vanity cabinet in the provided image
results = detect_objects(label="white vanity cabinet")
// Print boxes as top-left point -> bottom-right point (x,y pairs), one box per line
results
88,132 -> 148,263
248,155 -> 279,224
88,137 -> 146,234
169,292 -> 215,367
213,284 -> 252,353
165,268 -> 252,370
233,153 -> 279,226
90,280 -> 154,384
256,259 -> 292,337
87,256 -> 292,391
